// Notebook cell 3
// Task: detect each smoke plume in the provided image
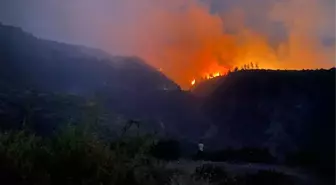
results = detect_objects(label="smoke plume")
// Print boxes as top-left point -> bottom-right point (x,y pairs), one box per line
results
98,0 -> 335,88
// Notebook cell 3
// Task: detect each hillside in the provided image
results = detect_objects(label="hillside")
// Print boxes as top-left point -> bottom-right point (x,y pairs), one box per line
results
0,23 -> 210,141
0,22 -> 178,93
194,69 -> 335,174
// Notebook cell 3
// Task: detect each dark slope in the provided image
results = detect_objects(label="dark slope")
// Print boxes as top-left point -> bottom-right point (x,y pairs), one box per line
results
195,69 -> 335,174
0,23 -> 177,93
190,76 -> 225,98
0,23 -> 209,140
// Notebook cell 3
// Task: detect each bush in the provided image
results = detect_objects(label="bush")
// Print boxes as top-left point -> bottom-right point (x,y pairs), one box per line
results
0,122 -> 174,185
0,130 -> 48,184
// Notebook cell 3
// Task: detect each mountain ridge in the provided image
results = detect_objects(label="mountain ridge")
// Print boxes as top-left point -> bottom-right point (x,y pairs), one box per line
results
0,22 -> 210,142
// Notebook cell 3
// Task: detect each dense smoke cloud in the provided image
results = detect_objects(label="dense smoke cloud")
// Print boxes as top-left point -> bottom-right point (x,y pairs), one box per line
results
0,0 -> 334,88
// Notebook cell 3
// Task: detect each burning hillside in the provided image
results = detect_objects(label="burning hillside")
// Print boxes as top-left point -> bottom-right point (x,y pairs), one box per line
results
190,61 -> 265,86
97,0 -> 334,89
190,62 -> 228,86
191,72 -> 225,86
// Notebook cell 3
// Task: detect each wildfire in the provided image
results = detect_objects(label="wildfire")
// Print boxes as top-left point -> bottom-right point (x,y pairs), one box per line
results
191,71 -> 225,86
204,72 -> 223,79
191,79 -> 196,86
99,0 -> 334,89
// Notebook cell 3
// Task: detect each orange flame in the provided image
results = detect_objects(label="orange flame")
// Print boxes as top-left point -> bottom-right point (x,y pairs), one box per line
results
191,71 -> 225,87
191,71 -> 224,86
191,79 -> 196,86
190,62 -> 229,86
204,72 -> 222,79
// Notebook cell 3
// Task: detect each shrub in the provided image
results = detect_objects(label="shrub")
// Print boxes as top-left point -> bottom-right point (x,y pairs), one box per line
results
0,122 -> 175,185
0,130 -> 49,184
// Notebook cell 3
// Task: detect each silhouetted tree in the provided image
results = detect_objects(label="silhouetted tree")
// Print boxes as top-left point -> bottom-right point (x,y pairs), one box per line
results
234,67 -> 239,72
250,62 -> 254,69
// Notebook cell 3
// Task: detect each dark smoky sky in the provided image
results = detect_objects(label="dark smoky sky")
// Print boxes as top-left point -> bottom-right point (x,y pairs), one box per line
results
0,0 -> 335,87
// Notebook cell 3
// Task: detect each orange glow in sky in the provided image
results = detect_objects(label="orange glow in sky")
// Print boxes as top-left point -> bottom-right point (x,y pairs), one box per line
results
100,0 -> 335,89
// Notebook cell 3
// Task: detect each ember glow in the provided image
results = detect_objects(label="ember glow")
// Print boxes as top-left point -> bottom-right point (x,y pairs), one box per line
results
191,72 -> 224,86
202,63 -> 228,79
204,72 -> 222,79
191,64 -> 229,86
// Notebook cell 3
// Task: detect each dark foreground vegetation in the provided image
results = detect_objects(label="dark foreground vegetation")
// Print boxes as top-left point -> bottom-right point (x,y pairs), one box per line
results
192,164 -> 297,185
0,122 -> 304,185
